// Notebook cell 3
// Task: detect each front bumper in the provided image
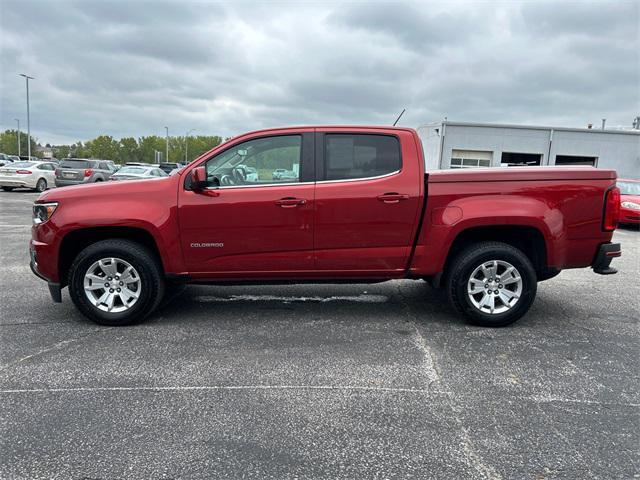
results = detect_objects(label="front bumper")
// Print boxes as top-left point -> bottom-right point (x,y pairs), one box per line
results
30,248 -> 62,302
592,242 -> 621,275
619,207 -> 640,225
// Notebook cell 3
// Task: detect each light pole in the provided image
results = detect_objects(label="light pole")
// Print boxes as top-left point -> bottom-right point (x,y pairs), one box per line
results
14,118 -> 20,157
19,74 -> 34,159
164,126 -> 169,163
185,129 -> 195,163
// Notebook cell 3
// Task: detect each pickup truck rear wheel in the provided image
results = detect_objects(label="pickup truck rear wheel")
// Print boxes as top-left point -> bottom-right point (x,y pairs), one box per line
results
446,242 -> 537,327
68,239 -> 165,326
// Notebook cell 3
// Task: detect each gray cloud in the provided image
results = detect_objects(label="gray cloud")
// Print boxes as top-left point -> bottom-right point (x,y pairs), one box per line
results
0,0 -> 638,145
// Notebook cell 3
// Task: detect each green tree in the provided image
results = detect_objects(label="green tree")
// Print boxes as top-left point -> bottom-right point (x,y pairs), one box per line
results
185,135 -> 222,163
138,135 -> 166,163
54,145 -> 71,159
0,129 -> 37,157
70,142 -> 87,158
84,135 -> 119,160
118,137 -> 140,164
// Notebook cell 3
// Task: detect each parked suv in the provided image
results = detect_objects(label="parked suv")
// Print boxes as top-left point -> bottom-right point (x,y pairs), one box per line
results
55,158 -> 114,187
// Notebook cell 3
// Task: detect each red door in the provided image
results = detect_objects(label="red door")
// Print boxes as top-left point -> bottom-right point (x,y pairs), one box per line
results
178,132 -> 315,278
313,130 -> 423,275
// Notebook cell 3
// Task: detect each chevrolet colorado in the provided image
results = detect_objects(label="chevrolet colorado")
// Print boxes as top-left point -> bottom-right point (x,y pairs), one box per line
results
30,126 -> 621,327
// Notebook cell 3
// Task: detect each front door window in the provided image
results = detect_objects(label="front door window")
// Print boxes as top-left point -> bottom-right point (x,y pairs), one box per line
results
206,135 -> 302,187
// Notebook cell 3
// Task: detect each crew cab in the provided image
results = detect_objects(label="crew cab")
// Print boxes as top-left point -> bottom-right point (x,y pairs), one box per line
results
30,126 -> 621,327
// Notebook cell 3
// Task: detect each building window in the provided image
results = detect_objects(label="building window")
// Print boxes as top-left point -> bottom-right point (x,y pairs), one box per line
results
450,150 -> 492,169
555,155 -> 597,166
500,152 -> 542,167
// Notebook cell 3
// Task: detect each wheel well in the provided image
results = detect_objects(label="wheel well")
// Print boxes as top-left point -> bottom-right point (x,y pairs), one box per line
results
58,227 -> 163,287
444,226 -> 547,277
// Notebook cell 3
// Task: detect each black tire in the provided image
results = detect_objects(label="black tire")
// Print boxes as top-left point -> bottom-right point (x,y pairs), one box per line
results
68,239 -> 165,326
446,242 -> 537,327
35,178 -> 47,192
2,186 -> 15,191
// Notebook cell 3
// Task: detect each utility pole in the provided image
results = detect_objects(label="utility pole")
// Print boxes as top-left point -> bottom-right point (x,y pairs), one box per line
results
185,129 -> 195,163
164,126 -> 169,163
19,74 -> 34,159
14,118 -> 20,157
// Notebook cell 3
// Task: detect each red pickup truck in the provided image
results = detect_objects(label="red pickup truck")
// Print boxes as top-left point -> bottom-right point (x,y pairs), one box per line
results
30,126 -> 621,327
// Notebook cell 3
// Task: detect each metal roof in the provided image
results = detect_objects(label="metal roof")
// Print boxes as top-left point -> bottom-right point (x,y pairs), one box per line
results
418,120 -> 640,136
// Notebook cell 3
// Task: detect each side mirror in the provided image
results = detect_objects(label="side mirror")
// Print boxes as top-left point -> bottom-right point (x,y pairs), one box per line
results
190,166 -> 207,191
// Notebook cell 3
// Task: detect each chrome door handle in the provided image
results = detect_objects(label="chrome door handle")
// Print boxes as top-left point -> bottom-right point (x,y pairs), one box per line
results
377,193 -> 409,203
275,197 -> 306,208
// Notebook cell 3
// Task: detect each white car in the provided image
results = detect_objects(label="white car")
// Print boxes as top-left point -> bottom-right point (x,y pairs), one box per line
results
110,165 -> 168,181
0,161 -> 57,192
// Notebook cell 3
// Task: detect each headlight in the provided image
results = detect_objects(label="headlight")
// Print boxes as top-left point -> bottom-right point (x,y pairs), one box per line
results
621,201 -> 640,211
33,202 -> 58,224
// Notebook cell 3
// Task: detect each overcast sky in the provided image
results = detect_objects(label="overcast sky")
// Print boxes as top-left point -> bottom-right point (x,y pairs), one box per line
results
1,0 -> 638,145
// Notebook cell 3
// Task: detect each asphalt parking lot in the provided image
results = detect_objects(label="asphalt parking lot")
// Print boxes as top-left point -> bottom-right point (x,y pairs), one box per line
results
1,189 -> 638,479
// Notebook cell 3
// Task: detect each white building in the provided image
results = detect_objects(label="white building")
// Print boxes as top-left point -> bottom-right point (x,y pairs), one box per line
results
418,121 -> 640,179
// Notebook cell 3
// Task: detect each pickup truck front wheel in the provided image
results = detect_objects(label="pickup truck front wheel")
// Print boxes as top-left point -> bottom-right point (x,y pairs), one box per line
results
68,239 -> 165,326
447,242 -> 537,327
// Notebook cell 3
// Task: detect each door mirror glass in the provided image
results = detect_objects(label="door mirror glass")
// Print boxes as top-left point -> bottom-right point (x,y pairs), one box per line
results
190,166 -> 207,191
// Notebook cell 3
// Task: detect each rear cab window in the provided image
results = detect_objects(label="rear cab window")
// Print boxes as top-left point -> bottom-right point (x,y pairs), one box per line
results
321,134 -> 401,181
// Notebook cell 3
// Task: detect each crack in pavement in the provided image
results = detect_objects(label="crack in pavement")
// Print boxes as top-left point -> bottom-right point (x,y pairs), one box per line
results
0,329 -> 103,373
394,281 -> 503,480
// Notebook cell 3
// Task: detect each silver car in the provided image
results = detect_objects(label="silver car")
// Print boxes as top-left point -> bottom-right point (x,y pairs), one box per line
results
110,165 -> 168,181
0,161 -> 57,192
55,159 -> 117,187
0,153 -> 15,167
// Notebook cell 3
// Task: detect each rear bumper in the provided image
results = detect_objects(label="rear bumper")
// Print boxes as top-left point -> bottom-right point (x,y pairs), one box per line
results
0,178 -> 34,188
592,242 -> 621,275
55,178 -> 88,187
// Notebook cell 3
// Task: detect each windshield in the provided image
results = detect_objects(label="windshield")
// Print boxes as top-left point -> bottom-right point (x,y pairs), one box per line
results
618,181 -> 640,195
117,167 -> 148,174
8,162 -> 34,168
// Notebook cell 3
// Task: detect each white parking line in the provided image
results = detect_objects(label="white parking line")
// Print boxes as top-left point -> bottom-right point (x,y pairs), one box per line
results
0,384 -> 432,394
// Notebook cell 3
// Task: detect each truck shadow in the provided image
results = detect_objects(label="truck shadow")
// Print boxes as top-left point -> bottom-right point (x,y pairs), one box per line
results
150,280 -> 466,328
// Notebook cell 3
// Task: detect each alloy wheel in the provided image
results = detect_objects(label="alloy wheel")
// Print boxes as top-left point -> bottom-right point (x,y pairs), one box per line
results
83,257 -> 142,313
467,260 -> 523,314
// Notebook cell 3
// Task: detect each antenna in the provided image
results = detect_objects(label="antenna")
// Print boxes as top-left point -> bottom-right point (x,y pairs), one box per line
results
393,109 -> 406,126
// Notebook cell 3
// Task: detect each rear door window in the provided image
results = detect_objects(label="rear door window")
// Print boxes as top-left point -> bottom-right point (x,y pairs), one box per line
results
60,160 -> 90,169
323,134 -> 401,181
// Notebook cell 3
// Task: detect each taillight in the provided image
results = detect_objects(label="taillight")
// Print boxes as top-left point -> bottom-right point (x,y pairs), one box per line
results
603,186 -> 620,231
16,169 -> 32,174
84,169 -> 93,177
